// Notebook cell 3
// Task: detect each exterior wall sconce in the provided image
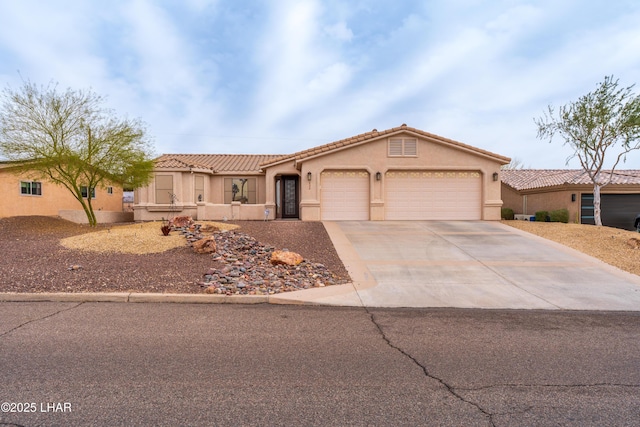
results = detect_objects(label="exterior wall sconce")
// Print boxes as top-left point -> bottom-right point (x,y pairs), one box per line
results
571,193 -> 576,202
375,172 -> 382,181
307,172 -> 312,181
492,172 -> 499,181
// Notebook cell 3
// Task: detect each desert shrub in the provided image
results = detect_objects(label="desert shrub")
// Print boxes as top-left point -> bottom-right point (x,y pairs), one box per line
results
535,211 -> 550,222
550,208 -> 569,223
501,208 -> 514,220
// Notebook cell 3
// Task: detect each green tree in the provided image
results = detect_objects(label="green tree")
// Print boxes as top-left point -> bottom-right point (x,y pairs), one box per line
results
535,76 -> 640,226
0,81 -> 155,226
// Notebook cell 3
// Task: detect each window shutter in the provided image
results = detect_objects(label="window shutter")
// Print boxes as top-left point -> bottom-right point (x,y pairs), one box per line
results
404,139 -> 417,156
155,175 -> 173,204
389,139 -> 403,156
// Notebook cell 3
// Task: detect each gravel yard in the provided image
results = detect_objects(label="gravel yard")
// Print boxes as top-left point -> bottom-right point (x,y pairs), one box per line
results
1,216 -> 639,295
0,216 -> 350,294
503,220 -> 640,276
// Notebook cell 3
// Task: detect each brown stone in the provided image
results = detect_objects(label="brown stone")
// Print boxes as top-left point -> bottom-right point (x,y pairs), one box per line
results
193,236 -> 217,254
169,216 -> 194,228
199,223 -> 219,233
270,250 -> 303,266
204,285 -> 217,294
627,238 -> 640,249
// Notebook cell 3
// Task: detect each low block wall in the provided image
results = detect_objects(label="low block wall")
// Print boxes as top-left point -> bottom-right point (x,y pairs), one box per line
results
59,210 -> 134,224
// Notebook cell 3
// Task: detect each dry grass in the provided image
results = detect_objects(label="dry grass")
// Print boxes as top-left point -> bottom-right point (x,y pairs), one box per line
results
502,220 -> 640,276
60,221 -> 238,254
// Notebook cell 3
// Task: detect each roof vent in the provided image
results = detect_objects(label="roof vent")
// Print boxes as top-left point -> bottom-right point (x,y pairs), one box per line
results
401,123 -> 407,127
372,128 -> 377,132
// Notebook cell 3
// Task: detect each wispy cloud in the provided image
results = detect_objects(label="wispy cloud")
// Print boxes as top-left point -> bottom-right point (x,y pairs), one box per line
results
0,0 -> 639,166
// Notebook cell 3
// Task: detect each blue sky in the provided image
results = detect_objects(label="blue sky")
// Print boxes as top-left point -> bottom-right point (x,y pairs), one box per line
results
1,0 -> 639,168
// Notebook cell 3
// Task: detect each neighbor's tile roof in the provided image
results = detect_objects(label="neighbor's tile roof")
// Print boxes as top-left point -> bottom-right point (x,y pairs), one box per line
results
501,169 -> 640,191
260,124 -> 511,167
154,154 -> 284,173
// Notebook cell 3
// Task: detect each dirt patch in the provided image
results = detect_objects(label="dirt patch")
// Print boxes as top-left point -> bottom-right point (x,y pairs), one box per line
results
502,220 -> 640,276
0,216 -> 350,294
60,221 -> 238,254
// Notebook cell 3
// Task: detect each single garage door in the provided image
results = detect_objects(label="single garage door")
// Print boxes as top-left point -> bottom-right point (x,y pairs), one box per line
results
581,193 -> 640,230
321,171 -> 369,220
385,171 -> 482,220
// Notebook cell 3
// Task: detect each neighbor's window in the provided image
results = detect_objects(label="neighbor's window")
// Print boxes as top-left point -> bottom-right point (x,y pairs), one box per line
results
81,186 -> 96,199
107,186 -> 113,195
388,138 -> 417,157
20,181 -> 42,196
155,175 -> 174,204
224,178 -> 256,204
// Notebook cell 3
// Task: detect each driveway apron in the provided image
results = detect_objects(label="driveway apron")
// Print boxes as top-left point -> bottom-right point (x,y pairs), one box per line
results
286,221 -> 640,310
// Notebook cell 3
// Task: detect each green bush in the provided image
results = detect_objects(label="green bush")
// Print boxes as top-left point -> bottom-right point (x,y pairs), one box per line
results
535,211 -> 549,222
550,208 -> 569,223
501,208 -> 514,220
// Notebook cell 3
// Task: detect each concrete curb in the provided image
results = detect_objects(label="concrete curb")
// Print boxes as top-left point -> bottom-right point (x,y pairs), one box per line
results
0,292 -> 270,304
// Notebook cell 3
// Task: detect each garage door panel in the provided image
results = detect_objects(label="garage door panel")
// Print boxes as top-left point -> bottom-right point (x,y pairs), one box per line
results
321,171 -> 369,220
385,171 -> 481,220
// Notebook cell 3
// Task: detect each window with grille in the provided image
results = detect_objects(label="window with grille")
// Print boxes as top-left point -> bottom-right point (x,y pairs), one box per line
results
81,186 -> 96,199
20,181 -> 42,196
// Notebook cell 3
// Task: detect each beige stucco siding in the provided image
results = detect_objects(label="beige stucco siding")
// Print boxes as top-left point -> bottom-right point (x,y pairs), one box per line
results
298,133 -> 503,220
135,171 -> 271,221
0,169 -> 123,218
135,127 -> 509,222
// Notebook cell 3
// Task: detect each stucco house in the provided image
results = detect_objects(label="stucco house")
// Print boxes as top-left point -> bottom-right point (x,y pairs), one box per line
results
135,125 -> 509,222
501,169 -> 640,230
0,161 -> 127,223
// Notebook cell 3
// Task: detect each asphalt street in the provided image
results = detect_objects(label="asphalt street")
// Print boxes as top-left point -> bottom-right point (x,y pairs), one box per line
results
0,302 -> 639,427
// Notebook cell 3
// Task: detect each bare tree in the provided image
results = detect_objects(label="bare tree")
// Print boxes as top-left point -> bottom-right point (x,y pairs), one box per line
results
0,80 -> 155,226
535,76 -> 640,226
501,157 -> 527,170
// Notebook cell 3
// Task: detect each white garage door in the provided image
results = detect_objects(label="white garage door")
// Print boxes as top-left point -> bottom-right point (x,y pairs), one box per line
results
321,171 -> 369,220
385,171 -> 481,220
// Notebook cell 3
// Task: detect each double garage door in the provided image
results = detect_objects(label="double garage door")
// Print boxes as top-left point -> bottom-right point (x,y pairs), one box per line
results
321,170 -> 482,221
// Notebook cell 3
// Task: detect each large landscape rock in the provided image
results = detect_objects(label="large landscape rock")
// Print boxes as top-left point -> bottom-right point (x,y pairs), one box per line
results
270,250 -> 304,266
187,229 -> 346,295
193,236 -> 217,254
170,216 -> 194,228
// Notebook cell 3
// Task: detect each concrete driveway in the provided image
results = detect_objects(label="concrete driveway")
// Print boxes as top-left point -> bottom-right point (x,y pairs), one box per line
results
272,221 -> 640,310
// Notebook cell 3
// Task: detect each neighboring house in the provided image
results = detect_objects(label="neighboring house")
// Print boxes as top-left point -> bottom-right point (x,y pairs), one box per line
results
135,124 -> 509,222
501,169 -> 640,230
0,162 -> 125,222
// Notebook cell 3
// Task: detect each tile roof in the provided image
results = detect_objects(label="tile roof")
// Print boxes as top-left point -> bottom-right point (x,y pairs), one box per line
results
501,169 -> 640,191
154,154 -> 284,173
154,124 -> 510,173
260,124 -> 511,167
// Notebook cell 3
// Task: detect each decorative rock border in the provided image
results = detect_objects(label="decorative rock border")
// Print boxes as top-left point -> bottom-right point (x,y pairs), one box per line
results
171,223 -> 345,295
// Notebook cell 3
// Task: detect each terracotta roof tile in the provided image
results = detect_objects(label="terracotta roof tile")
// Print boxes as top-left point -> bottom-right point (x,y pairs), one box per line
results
501,169 -> 640,191
260,124 -> 510,167
155,154 -> 284,173
154,125 -> 509,173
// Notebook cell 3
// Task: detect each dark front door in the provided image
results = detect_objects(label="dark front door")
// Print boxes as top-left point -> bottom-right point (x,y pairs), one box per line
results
281,176 -> 299,218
